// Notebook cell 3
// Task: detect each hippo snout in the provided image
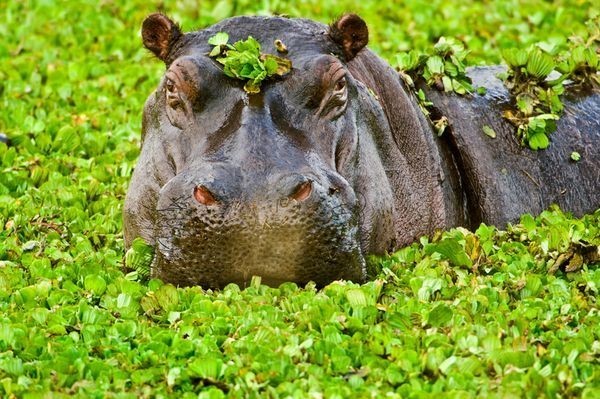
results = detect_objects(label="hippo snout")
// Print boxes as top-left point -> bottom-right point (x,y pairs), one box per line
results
149,169 -> 365,288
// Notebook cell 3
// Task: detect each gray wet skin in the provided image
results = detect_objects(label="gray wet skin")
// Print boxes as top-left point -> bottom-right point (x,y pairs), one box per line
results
124,14 -> 600,288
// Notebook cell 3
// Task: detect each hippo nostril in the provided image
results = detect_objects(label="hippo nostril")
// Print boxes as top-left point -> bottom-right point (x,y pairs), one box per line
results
290,180 -> 313,202
194,185 -> 218,206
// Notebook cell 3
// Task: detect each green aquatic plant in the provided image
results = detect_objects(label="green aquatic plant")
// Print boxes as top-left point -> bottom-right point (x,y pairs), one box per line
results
208,33 -> 292,93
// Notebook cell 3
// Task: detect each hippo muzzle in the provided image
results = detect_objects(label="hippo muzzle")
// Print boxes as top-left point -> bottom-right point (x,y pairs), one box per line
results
154,171 -> 364,287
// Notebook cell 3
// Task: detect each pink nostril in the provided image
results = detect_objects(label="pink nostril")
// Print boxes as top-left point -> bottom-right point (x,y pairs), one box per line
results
194,185 -> 217,206
290,180 -> 313,202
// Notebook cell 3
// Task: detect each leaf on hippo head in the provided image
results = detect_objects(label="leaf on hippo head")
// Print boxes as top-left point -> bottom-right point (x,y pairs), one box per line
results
208,32 -> 229,46
232,35 -> 261,55
208,34 -> 292,93
261,54 -> 292,76
244,80 -> 261,94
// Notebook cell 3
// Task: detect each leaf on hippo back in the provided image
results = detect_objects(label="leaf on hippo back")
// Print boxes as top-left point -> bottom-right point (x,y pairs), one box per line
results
125,237 -> 154,279
442,75 -> 453,92
426,55 -> 444,75
527,131 -> 550,150
526,49 -> 555,79
451,78 -> 473,94
570,151 -> 581,161
433,116 -> 449,137
502,48 -> 528,67
424,237 -> 472,268
482,125 -> 497,138
516,95 -> 536,116
396,50 -> 424,72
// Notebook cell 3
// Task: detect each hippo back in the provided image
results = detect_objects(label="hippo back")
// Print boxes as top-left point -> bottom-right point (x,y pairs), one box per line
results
424,66 -> 600,227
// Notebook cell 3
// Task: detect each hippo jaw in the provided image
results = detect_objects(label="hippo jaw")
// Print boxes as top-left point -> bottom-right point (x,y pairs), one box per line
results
124,14 -> 399,288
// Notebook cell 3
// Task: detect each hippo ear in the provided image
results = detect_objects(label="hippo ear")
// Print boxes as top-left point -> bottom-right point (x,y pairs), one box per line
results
329,14 -> 369,61
142,13 -> 182,62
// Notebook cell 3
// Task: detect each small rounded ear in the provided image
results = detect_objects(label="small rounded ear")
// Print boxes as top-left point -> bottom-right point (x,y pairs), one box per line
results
142,13 -> 182,62
329,14 -> 369,61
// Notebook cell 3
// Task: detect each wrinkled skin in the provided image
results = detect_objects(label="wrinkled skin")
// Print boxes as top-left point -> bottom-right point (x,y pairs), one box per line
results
423,66 -> 600,227
124,15 -> 599,288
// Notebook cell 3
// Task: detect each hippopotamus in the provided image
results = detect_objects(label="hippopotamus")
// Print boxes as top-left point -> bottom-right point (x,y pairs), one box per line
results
124,13 -> 600,288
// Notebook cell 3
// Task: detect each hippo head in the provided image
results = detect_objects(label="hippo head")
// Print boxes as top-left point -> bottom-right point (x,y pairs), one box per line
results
124,14 -> 452,288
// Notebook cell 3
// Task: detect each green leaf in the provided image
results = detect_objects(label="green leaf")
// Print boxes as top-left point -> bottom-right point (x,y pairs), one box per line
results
396,50 -> 424,71
209,34 -> 292,93
84,274 -> 107,296
426,56 -> 444,75
209,46 -> 223,57
526,49 -> 555,79
482,125 -> 497,138
570,151 -> 581,161
442,75 -> 453,92
346,288 -> 368,308
262,54 -> 292,76
502,48 -> 528,67
208,32 -> 229,46
155,284 -> 179,311
424,237 -> 472,267
528,131 -> 550,150
428,304 -> 453,327
189,357 -> 223,380
125,237 -> 154,279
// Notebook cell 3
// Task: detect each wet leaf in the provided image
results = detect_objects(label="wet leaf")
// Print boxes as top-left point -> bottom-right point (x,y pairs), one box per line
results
482,125 -> 497,138
526,49 -> 555,79
208,32 -> 229,46
425,237 -> 473,267
428,304 -> 453,327
528,131 -> 550,150
125,237 -> 154,279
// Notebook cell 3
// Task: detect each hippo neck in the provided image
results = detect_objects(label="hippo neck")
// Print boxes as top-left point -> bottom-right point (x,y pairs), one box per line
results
348,49 -> 465,246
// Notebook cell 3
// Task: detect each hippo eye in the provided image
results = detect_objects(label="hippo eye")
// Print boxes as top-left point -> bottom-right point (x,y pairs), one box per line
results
319,75 -> 348,118
165,77 -> 181,109
334,77 -> 347,93
165,78 -> 176,93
